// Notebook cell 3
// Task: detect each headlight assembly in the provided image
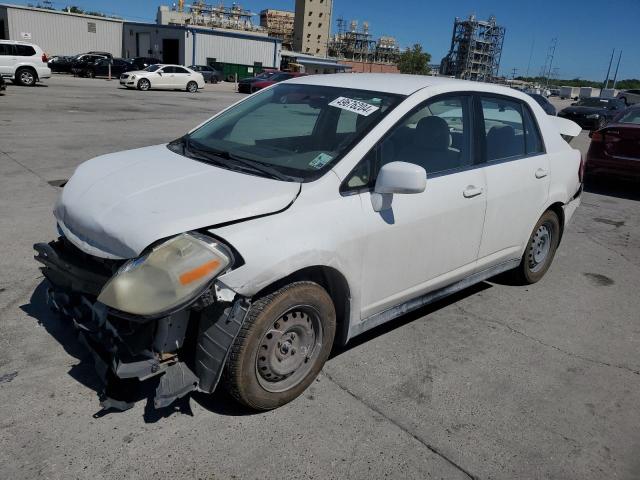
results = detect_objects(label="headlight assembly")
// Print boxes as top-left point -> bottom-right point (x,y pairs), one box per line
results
586,113 -> 600,119
98,233 -> 232,316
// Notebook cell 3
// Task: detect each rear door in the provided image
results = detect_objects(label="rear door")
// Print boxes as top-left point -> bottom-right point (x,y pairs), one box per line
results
171,66 -> 192,88
476,95 -> 550,268
0,43 -> 15,76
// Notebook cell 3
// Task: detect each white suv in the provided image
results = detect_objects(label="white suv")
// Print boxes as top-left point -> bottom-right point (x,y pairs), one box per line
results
35,75 -> 583,412
0,40 -> 51,86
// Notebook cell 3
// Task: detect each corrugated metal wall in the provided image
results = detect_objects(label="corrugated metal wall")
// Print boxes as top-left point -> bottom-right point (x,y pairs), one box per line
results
6,7 -> 122,56
123,24 -> 186,64
192,31 -> 280,68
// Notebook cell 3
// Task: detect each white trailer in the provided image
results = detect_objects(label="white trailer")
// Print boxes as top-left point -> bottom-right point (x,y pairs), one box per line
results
600,88 -> 618,98
559,86 -> 579,99
579,87 -> 601,98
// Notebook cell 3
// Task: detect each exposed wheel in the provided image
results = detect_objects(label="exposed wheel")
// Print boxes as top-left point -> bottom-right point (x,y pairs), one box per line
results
620,96 -> 628,106
87,69 -> 95,79
137,78 -> 150,91
513,210 -> 561,284
186,81 -> 198,93
226,74 -> 235,82
16,68 -> 36,86
224,281 -> 336,410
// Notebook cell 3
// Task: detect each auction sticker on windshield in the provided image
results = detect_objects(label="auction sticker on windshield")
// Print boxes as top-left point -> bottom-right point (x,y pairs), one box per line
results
329,97 -> 379,116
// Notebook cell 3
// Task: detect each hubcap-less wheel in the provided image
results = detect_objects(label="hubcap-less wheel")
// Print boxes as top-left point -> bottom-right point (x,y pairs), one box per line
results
138,79 -> 150,91
187,81 -> 198,93
255,306 -> 322,392
19,70 -> 35,86
528,223 -> 552,272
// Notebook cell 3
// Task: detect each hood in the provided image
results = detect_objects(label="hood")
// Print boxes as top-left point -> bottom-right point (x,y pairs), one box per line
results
123,70 -> 148,76
561,106 -> 607,115
54,145 -> 301,259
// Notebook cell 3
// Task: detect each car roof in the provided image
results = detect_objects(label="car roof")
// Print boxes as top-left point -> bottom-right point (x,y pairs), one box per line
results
0,39 -> 36,46
286,73 -> 531,98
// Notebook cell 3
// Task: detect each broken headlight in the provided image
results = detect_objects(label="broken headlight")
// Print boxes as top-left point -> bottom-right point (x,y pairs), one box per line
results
97,233 -> 232,316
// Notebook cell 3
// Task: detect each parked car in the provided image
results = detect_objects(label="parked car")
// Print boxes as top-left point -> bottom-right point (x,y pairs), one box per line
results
47,55 -> 74,73
558,97 -> 626,130
188,65 -> 222,83
0,75 -> 6,94
128,57 -> 162,70
70,54 -> 109,76
119,64 -> 205,92
0,40 -> 51,86
617,89 -> 640,106
244,71 -> 308,93
36,74 -> 582,412
83,58 -> 137,78
585,106 -> 640,181
527,93 -> 556,115
237,71 -> 279,93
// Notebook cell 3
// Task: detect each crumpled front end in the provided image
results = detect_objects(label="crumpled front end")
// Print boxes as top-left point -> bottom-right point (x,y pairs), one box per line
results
34,237 -> 249,412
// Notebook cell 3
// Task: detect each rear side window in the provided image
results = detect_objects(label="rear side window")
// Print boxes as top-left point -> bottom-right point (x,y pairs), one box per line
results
481,97 -> 526,161
173,67 -> 189,74
0,43 -> 13,55
522,105 -> 544,154
15,45 -> 36,56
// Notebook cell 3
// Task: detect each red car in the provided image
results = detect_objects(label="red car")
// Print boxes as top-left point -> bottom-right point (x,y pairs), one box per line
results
585,106 -> 640,181
250,71 -> 307,93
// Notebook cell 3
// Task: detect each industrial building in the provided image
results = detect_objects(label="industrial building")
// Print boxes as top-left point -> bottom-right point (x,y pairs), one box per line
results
440,15 -> 505,82
156,2 -> 265,35
292,0 -> 332,57
259,9 -> 294,50
123,22 -> 281,80
0,3 -> 123,56
327,18 -> 400,73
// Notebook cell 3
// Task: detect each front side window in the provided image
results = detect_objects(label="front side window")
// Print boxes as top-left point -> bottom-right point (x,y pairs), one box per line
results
179,84 -> 404,181
144,64 -> 161,72
481,97 -> 526,161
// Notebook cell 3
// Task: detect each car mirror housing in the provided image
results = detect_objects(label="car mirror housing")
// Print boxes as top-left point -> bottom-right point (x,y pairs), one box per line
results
371,161 -> 426,212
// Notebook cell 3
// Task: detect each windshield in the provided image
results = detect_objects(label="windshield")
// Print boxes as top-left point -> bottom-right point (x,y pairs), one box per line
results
144,65 -> 161,72
575,98 -> 614,107
176,83 -> 405,181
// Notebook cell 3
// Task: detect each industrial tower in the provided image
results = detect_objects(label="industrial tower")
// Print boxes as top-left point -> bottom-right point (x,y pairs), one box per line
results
440,15 -> 506,81
292,0 -> 332,57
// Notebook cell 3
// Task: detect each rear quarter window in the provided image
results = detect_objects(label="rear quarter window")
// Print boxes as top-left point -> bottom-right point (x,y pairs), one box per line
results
15,45 -> 36,56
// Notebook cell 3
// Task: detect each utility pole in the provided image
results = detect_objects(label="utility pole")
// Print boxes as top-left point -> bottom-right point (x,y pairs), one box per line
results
612,50 -> 622,90
525,36 -> 535,78
511,67 -> 518,80
544,38 -> 557,87
603,48 -> 615,89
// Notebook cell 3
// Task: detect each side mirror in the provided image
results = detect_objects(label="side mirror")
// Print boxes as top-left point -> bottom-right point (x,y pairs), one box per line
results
157,71 -> 163,76
371,161 -> 426,212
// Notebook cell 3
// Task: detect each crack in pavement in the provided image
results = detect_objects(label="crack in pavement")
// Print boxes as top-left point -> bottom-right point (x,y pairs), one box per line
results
456,305 -> 640,376
0,150 -> 57,190
578,230 -> 639,268
323,371 -> 478,480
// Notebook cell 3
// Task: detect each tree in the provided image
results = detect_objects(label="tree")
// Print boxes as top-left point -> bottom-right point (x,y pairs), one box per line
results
397,44 -> 432,75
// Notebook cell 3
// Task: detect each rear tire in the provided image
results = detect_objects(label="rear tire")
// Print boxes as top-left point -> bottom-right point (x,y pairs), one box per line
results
137,78 -> 150,91
224,282 -> 336,410
513,210 -> 561,284
16,68 -> 36,86
186,81 -> 198,93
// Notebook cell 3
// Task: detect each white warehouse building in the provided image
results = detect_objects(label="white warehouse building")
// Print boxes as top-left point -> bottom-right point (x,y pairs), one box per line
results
0,3 -> 123,56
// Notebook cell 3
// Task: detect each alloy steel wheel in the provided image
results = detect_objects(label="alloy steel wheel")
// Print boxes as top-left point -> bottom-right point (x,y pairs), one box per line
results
528,222 -> 553,273
19,70 -> 35,86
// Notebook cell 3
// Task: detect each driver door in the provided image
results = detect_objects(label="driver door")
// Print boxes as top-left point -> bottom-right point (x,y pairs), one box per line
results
154,66 -> 172,88
350,94 -> 487,319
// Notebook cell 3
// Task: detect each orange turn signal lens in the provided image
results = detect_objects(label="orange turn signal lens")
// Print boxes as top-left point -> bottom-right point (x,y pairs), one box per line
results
179,259 -> 221,285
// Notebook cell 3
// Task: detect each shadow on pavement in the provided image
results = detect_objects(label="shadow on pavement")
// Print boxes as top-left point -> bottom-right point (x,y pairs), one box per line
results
585,177 -> 640,202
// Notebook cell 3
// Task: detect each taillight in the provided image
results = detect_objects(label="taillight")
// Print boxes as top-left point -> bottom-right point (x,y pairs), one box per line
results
42,53 -> 48,63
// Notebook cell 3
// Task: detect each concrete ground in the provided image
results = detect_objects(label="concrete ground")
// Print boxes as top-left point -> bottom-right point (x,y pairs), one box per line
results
1,76 -> 639,480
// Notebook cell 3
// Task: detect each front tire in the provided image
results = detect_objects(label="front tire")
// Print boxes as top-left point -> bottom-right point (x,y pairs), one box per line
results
16,68 -> 36,86
513,210 -> 561,284
186,81 -> 198,93
224,282 -> 336,410
137,78 -> 150,91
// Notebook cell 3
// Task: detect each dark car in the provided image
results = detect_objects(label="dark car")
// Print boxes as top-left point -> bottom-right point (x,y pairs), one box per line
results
585,106 -> 640,181
237,71 -> 279,93
0,75 -> 6,94
558,97 -> 626,130
527,93 -> 556,116
83,58 -> 137,78
128,57 -> 162,70
188,65 -> 222,83
242,71 -> 307,94
70,54 -> 109,76
47,55 -> 74,73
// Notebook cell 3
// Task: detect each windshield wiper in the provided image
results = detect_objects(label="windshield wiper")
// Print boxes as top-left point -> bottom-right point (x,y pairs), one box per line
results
184,138 -> 300,182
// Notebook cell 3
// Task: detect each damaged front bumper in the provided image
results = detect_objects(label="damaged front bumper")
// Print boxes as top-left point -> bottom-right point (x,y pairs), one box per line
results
34,238 -> 249,411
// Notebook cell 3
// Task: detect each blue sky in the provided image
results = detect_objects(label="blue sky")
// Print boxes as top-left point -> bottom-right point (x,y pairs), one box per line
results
13,0 -> 640,80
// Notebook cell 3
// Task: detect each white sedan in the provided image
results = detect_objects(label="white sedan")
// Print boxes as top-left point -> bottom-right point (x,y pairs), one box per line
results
119,64 -> 205,92
37,74 -> 583,412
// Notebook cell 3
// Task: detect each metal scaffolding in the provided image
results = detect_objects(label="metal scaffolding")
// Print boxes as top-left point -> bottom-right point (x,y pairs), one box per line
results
328,18 -> 400,64
170,1 -> 263,33
440,15 -> 505,81
259,9 -> 294,50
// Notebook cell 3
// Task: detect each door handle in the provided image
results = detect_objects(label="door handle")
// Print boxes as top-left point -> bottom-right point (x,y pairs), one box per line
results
535,168 -> 549,179
463,185 -> 483,198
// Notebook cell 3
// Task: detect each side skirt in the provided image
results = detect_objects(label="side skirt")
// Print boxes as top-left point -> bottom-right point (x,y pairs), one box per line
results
348,259 -> 520,341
